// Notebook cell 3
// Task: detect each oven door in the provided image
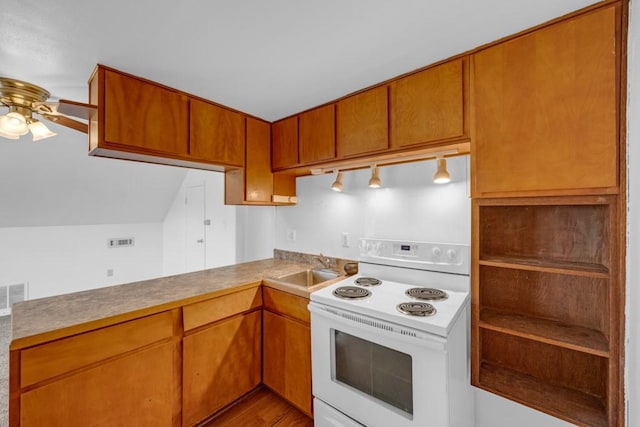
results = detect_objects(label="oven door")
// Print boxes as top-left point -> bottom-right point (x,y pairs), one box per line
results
309,302 -> 450,427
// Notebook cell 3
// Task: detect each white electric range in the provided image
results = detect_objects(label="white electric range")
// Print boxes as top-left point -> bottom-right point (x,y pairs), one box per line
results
309,238 -> 474,427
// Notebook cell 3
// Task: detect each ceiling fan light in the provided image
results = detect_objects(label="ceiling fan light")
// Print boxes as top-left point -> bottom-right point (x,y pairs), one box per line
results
368,166 -> 382,188
0,112 -> 29,136
0,127 -> 20,139
433,157 -> 451,184
29,120 -> 57,141
331,171 -> 344,192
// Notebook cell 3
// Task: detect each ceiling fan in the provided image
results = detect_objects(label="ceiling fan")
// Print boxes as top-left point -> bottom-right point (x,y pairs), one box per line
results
0,77 -> 96,141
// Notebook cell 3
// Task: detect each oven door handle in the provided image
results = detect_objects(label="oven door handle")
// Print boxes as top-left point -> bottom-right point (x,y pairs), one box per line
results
309,302 -> 447,351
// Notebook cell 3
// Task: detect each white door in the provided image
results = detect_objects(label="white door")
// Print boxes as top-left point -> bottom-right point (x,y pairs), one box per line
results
185,185 -> 205,272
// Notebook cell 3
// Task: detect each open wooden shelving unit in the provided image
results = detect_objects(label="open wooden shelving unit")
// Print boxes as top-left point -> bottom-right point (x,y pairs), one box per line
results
472,197 -> 620,427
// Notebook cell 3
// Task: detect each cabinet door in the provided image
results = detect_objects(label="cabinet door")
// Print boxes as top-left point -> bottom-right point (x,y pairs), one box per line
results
390,59 -> 465,148
183,311 -> 262,426
190,98 -> 245,166
263,310 -> 312,416
337,86 -> 388,158
245,118 -> 273,202
299,104 -> 336,164
272,116 -> 299,170
472,6 -> 618,196
104,69 -> 189,155
20,341 -> 181,427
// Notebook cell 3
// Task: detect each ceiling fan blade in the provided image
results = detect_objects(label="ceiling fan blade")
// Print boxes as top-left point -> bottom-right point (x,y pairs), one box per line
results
56,99 -> 96,120
41,113 -> 89,134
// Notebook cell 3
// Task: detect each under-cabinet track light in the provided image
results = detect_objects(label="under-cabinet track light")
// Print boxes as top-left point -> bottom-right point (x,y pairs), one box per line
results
433,156 -> 451,184
368,165 -> 382,188
331,171 -> 344,192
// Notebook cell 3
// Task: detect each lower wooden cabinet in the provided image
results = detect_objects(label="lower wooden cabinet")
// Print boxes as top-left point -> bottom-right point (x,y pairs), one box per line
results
11,285 -> 313,427
262,288 -> 312,416
13,311 -> 182,427
20,341 -> 181,427
182,310 -> 262,426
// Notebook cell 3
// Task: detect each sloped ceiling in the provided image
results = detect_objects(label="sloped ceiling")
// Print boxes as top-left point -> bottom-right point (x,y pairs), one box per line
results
0,0 -> 599,227
0,124 -> 187,227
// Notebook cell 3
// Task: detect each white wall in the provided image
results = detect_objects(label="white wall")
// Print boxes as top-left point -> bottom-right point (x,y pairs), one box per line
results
626,0 -> 639,424
275,156 -> 471,258
0,223 -> 163,300
163,170 -> 236,275
236,206 -> 276,262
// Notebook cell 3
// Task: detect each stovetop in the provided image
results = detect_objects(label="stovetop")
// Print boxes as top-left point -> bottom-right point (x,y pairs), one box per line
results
310,274 -> 469,337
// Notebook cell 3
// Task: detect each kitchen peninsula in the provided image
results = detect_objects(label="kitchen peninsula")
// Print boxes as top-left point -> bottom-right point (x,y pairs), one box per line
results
9,257 -> 339,426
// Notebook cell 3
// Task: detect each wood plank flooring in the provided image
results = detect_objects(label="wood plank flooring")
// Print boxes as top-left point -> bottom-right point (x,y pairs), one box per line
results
202,387 -> 313,427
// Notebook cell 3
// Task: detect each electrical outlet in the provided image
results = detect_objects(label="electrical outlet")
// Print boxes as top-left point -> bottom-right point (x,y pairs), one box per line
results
287,229 -> 296,241
342,232 -> 350,247
107,269 -> 114,277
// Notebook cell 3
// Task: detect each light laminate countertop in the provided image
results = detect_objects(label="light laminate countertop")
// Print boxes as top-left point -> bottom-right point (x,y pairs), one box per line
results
10,258 -> 320,350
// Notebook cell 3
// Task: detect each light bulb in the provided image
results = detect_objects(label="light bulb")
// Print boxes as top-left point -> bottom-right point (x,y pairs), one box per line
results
0,112 -> 29,138
368,166 -> 382,188
331,171 -> 344,192
433,157 -> 451,184
29,120 -> 57,141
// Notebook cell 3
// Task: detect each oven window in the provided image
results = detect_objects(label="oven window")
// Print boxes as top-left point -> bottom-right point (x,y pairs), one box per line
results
333,330 -> 413,415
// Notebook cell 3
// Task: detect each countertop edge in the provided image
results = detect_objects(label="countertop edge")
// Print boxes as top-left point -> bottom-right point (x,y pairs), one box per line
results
10,280 -> 263,351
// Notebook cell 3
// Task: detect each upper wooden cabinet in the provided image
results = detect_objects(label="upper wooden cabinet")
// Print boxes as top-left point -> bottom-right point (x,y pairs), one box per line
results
190,98 -> 245,167
472,5 -> 619,197
272,116 -> 299,170
390,59 -> 466,148
299,104 -> 336,164
337,86 -> 389,158
226,118 -> 297,205
97,67 -> 189,156
90,65 -> 248,170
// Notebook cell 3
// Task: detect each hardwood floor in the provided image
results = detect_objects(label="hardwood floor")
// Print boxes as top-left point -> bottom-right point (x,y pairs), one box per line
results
202,387 -> 313,427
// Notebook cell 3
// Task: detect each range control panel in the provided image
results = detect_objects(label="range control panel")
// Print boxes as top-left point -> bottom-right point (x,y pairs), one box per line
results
359,238 -> 470,275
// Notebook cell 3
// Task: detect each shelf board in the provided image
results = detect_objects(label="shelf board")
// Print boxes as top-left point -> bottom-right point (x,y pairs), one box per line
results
477,363 -> 607,427
479,256 -> 609,278
479,309 -> 609,357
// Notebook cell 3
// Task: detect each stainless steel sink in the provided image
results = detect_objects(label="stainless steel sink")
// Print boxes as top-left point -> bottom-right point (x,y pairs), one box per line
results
271,269 -> 340,287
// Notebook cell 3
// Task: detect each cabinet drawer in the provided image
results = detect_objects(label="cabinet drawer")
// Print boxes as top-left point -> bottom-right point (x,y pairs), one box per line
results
20,310 -> 179,388
263,287 -> 310,324
183,286 -> 262,331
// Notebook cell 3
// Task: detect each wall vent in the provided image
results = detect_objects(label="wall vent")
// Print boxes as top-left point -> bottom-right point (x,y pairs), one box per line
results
108,238 -> 134,248
0,283 -> 27,316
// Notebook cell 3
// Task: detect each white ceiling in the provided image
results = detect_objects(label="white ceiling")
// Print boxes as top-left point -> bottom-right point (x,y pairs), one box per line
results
0,0 -> 599,227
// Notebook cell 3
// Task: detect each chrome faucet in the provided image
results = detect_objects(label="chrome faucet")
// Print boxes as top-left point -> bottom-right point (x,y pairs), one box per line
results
316,253 -> 333,269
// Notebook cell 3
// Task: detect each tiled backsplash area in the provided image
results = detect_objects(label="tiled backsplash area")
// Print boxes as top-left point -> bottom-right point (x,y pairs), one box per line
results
274,249 -> 358,276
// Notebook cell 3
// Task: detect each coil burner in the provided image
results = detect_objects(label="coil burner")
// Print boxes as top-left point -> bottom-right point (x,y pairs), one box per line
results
396,302 -> 437,317
333,286 -> 372,299
405,288 -> 448,301
354,277 -> 382,287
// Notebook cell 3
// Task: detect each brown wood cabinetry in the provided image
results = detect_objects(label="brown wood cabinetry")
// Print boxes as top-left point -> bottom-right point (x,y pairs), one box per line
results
190,98 -> 245,167
472,196 -> 621,427
299,104 -> 336,165
471,5 -> 619,197
262,287 -> 312,416
95,67 -> 190,157
183,311 -> 262,426
390,59 -> 466,148
225,118 -> 297,205
182,287 -> 262,426
13,311 -> 182,426
337,86 -> 389,158
272,116 -> 299,170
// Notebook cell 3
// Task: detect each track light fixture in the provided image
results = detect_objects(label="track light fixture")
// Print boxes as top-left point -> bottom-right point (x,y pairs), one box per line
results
331,171 -> 344,192
433,156 -> 451,184
368,165 -> 382,188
